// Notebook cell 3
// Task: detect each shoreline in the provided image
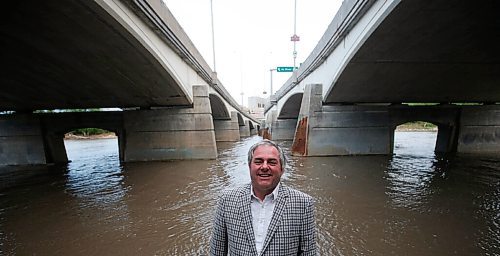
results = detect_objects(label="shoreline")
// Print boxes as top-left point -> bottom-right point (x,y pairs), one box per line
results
63,127 -> 436,141
64,132 -> 117,140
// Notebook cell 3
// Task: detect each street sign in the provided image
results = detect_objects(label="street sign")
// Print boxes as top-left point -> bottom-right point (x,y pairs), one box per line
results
276,66 -> 295,72
290,34 -> 300,42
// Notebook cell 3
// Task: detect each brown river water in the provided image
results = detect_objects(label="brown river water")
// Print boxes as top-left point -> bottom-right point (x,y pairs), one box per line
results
0,132 -> 499,255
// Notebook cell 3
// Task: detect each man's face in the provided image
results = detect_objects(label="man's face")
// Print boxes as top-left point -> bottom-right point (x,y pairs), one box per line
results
249,145 -> 284,198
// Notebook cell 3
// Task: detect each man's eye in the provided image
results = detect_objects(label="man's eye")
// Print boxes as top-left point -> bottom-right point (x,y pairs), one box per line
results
268,161 -> 278,166
254,160 -> 263,164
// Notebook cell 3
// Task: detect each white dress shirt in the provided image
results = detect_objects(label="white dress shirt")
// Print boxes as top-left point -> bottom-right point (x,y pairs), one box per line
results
250,183 -> 279,255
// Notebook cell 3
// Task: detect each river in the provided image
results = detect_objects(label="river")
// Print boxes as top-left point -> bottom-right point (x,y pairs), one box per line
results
0,132 -> 499,255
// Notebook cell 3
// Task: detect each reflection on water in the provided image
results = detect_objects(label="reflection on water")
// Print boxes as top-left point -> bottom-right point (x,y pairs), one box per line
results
0,133 -> 499,255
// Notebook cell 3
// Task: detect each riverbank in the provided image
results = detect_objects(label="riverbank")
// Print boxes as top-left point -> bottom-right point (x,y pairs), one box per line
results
64,132 -> 117,140
63,123 -> 435,140
396,121 -> 437,132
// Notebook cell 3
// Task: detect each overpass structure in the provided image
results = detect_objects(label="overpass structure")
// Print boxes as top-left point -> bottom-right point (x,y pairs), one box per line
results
0,0 -> 259,166
265,0 -> 500,156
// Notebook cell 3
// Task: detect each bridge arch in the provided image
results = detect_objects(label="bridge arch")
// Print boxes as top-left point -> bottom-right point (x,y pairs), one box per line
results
41,114 -> 125,164
278,93 -> 303,119
392,121 -> 438,154
236,113 -> 245,126
386,105 -> 461,154
209,94 -> 230,120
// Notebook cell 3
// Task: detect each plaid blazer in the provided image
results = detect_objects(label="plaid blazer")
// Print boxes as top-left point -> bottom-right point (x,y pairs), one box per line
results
209,183 -> 317,256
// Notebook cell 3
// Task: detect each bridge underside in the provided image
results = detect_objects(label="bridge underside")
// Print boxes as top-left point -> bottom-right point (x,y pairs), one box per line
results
327,0 -> 500,104
0,0 -> 191,111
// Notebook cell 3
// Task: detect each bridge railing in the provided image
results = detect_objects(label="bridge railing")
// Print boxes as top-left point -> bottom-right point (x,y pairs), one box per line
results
264,0 -> 376,115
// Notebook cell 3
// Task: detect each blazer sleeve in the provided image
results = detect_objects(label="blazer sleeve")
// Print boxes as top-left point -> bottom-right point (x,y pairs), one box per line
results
300,197 -> 317,256
210,196 -> 228,256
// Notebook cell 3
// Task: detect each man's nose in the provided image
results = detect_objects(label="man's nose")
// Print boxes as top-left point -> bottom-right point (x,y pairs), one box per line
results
261,161 -> 270,170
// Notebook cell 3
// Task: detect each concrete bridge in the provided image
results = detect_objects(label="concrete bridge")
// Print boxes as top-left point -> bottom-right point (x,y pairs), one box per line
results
265,0 -> 500,156
0,0 -> 259,166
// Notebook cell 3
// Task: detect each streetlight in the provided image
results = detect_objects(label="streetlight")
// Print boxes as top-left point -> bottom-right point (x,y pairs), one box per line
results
263,68 -> 277,95
291,0 -> 299,69
210,0 -> 216,72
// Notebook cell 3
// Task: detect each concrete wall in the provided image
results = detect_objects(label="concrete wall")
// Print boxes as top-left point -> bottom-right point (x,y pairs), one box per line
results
239,120 -> 251,137
271,119 -> 298,141
213,111 -> 240,142
0,115 -> 46,165
123,85 -> 217,161
457,105 -> 500,155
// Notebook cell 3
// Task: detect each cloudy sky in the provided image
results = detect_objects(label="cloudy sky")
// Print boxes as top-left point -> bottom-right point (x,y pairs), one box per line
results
163,0 -> 342,105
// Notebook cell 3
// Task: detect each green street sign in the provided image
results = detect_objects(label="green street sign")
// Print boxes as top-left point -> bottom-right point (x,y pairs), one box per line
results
276,66 -> 295,72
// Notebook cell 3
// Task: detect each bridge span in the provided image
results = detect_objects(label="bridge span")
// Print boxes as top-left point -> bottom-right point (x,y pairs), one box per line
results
265,0 -> 500,156
0,0 -> 259,166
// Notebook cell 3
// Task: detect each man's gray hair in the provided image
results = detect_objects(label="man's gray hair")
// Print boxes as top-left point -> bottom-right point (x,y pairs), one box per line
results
247,139 -> 286,171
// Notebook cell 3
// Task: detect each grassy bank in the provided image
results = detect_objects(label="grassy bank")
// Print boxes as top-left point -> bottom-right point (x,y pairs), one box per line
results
396,121 -> 437,131
65,128 -> 116,140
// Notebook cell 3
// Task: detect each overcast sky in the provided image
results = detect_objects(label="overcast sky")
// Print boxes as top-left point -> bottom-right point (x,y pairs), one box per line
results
163,0 -> 342,106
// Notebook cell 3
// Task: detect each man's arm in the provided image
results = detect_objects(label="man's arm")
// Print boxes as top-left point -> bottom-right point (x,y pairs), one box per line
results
209,196 -> 228,256
299,198 -> 317,255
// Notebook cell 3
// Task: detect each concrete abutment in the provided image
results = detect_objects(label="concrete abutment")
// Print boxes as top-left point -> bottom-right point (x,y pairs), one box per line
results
0,114 -> 47,165
213,111 -> 240,142
122,85 -> 217,161
270,119 -> 298,141
457,105 -> 500,155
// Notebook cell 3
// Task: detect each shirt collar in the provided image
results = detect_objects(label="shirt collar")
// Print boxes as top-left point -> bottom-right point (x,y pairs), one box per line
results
250,182 -> 280,200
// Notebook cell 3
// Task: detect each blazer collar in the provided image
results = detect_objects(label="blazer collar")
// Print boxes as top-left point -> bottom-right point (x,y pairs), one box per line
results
238,184 -> 258,255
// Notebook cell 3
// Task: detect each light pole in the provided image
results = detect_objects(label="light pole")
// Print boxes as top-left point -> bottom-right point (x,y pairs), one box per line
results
291,0 -> 299,69
263,68 -> 276,95
210,0 -> 216,72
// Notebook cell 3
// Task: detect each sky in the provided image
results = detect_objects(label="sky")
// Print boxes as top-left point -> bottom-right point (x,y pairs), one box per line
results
163,0 -> 342,106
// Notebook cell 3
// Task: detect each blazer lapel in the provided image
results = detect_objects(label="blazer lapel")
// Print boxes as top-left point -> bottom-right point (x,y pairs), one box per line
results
260,185 -> 289,254
238,184 -> 259,255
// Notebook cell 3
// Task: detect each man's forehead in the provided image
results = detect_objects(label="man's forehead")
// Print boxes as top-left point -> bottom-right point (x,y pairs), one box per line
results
253,145 -> 279,156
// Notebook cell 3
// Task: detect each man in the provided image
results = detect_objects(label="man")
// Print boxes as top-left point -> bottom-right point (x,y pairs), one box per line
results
210,139 -> 317,255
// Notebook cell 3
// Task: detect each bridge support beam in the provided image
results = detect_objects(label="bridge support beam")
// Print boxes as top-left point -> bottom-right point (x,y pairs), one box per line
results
239,120 -> 251,137
213,111 -> 240,142
271,119 -> 298,141
0,114 -> 47,165
123,85 -> 217,161
250,123 -> 258,135
42,132 -> 69,163
292,84 -> 393,156
457,105 -> 500,155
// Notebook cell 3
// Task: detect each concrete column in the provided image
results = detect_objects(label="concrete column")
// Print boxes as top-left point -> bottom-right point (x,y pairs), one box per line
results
271,119 -> 298,141
457,105 -> 500,155
0,114 -> 47,165
249,123 -> 258,135
123,85 -> 217,161
239,120 -> 251,137
43,132 -> 68,163
292,84 -> 392,156
213,111 -> 240,142
264,110 -> 277,139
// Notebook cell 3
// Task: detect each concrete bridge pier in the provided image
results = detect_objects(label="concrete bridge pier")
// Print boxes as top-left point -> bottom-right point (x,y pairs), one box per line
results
122,85 -> 217,161
42,131 -> 68,163
239,120 -> 251,137
435,124 -> 458,153
457,105 -> 500,155
292,84 -> 393,156
0,114 -> 47,165
270,119 -> 297,141
249,122 -> 258,135
213,111 -> 240,142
